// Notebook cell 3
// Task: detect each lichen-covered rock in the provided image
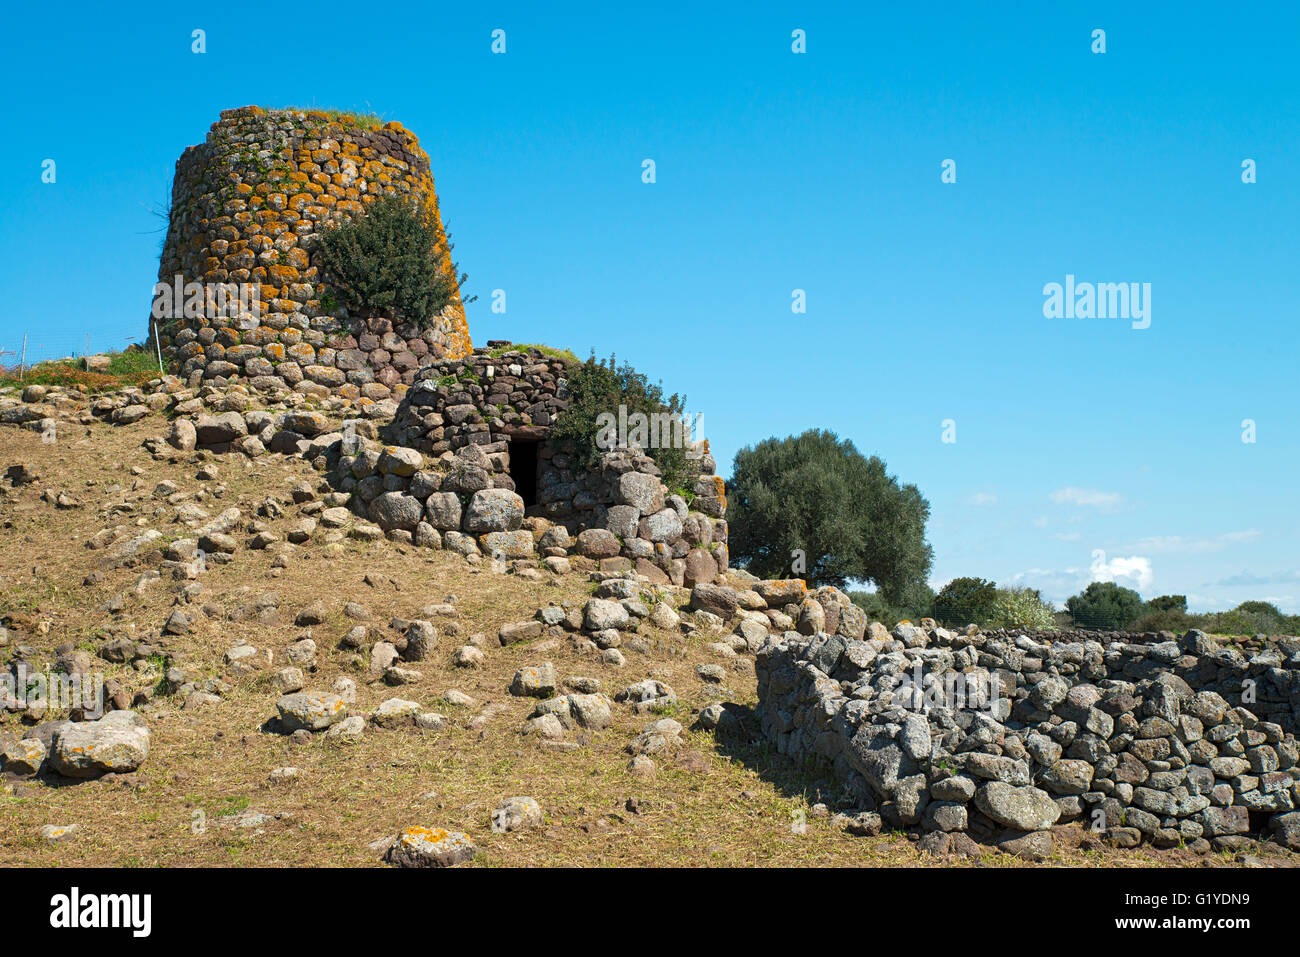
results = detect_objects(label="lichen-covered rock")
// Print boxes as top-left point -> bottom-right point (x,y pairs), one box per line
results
492,797 -> 543,832
377,446 -> 422,476
480,530 -> 534,559
509,663 -> 557,698
385,826 -> 476,867
576,528 -> 620,559
615,472 -> 663,513
638,508 -> 683,543
1,738 -> 48,775
373,698 -> 422,727
463,488 -> 524,534
583,599 -> 629,632
276,691 -> 347,732
566,693 -> 613,730
423,492 -> 462,531
49,712 -> 150,778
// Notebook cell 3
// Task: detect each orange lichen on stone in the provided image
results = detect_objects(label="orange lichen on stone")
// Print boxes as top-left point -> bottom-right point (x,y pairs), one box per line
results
152,106 -> 473,381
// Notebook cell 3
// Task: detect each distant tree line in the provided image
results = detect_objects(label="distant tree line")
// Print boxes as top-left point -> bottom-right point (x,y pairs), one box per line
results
722,428 -> 1295,637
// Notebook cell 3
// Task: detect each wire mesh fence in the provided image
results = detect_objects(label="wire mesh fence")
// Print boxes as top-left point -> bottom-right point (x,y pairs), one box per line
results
0,326 -> 164,379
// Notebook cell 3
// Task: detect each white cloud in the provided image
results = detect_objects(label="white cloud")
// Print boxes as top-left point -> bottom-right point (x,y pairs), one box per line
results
1210,569 -> 1300,588
1090,549 -> 1153,592
1052,532 -> 1082,542
1134,529 -> 1260,555
1051,486 -> 1123,509
1133,535 -> 1216,555
969,492 -> 998,506
1033,517 -> 1048,528
1221,529 -> 1262,544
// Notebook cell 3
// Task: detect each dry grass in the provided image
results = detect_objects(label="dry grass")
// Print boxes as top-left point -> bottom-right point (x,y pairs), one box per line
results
0,348 -> 163,393
0,416 -> 1289,868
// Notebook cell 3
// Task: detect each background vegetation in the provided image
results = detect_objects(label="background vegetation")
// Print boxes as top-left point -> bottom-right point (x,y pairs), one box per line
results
726,429 -> 933,595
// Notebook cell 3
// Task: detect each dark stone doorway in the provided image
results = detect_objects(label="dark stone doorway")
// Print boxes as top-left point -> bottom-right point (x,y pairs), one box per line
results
508,439 -> 540,507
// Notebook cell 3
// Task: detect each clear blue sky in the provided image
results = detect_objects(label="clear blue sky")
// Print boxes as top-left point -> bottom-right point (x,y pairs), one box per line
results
2,3 -> 1296,611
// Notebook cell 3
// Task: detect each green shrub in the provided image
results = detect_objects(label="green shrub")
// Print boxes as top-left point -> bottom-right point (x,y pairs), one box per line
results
727,430 -> 932,592
984,587 -> 1057,630
1212,602 -> 1288,636
931,577 -> 998,626
1146,594 -> 1188,614
1131,594 -> 1190,632
313,193 -> 466,327
1065,581 -> 1144,630
550,352 -> 692,494
1131,607 -> 1193,633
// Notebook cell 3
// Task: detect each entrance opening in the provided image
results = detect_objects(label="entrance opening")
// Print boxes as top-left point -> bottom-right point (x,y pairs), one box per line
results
508,439 -> 539,507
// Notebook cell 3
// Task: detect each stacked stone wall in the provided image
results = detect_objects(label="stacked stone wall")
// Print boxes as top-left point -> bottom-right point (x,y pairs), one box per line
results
150,106 -> 471,400
756,621 -> 1300,851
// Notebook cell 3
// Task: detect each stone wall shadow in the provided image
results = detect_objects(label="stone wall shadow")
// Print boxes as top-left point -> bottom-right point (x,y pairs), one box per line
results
702,702 -> 853,807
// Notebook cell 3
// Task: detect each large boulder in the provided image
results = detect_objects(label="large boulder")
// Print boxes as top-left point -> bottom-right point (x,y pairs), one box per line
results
638,508 -> 684,543
604,505 -> 640,539
689,584 -> 738,620
480,530 -> 535,559
463,489 -> 525,534
755,579 -> 808,608
282,411 -> 330,437
377,446 -> 423,476
276,691 -> 347,732
509,663 -> 558,698
615,472 -> 664,513
423,492 -> 462,531
583,599 -> 630,632
566,693 -> 613,730
683,547 -> 719,587
385,826 -> 476,868
576,528 -> 621,559
49,711 -> 150,778
973,783 -> 1061,832
194,412 -> 247,445
369,492 -> 423,531
166,418 -> 197,451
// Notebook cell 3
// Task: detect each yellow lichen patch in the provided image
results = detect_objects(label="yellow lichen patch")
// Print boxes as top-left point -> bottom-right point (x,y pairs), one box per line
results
267,264 -> 300,285
402,825 -> 450,843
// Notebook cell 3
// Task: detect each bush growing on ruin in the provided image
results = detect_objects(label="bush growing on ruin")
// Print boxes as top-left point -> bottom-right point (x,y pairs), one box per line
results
551,352 -> 692,494
314,194 -> 467,326
1065,581 -> 1145,630
931,576 -> 999,625
727,429 -> 932,593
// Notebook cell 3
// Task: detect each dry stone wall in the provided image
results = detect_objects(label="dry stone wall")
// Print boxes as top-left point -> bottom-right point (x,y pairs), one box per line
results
151,106 -> 471,399
756,621 -> 1300,853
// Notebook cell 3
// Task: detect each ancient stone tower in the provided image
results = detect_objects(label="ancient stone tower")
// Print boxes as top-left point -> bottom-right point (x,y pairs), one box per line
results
150,106 -> 472,400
